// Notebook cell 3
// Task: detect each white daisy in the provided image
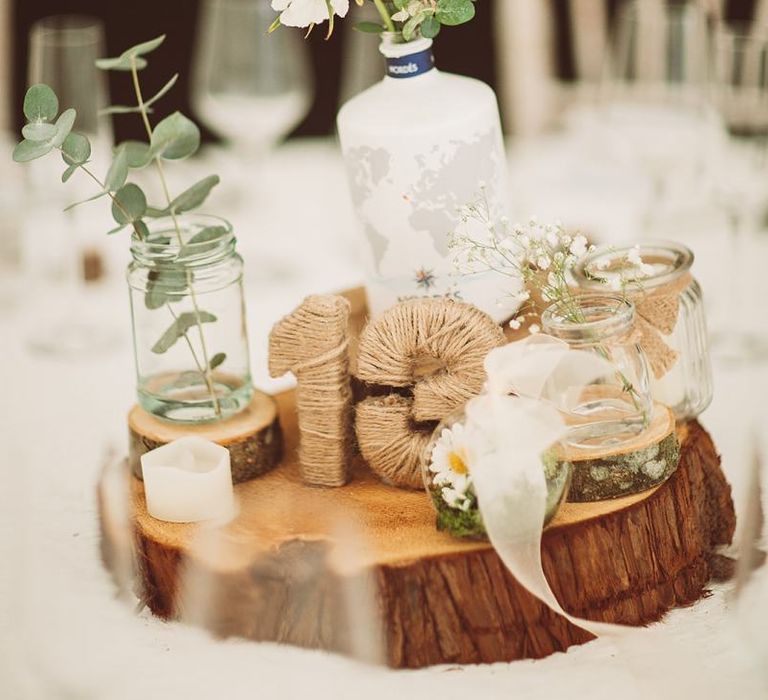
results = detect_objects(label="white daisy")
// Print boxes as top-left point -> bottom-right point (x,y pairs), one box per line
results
429,422 -> 475,510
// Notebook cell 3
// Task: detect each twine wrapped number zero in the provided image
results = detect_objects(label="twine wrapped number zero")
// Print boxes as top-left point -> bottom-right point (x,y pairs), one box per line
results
269,295 -> 353,487
354,299 -> 506,489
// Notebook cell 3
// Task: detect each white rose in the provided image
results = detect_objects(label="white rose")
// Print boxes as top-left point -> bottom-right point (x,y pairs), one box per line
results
271,0 -> 349,28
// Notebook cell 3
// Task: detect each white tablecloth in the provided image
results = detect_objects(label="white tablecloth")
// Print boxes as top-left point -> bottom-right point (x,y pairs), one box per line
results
1,138 -> 767,700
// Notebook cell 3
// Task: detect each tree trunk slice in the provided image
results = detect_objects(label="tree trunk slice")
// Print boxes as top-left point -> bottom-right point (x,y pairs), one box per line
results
561,404 -> 680,502
128,390 -> 284,484
100,389 -> 735,669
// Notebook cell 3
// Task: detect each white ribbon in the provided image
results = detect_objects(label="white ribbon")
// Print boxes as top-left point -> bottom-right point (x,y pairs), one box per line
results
467,335 -> 627,637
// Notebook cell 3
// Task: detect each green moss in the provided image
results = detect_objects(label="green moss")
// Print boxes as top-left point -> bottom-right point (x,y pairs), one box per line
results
430,490 -> 487,540
567,431 -> 681,502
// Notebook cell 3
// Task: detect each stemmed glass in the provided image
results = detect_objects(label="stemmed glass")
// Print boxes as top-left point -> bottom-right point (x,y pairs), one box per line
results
25,15 -> 118,355
191,0 -> 311,170
592,0 -> 723,225
708,25 -> 768,360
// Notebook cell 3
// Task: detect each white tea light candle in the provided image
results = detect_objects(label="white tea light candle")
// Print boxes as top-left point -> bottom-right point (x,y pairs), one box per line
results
141,436 -> 235,523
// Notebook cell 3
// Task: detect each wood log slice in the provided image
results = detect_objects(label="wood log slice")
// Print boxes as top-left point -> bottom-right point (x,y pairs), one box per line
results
128,390 -> 283,484
100,389 -> 735,669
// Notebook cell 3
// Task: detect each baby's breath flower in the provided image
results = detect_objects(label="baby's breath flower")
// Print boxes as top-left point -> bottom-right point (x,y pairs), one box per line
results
570,234 -> 588,257
508,318 -> 522,330
529,323 -> 540,334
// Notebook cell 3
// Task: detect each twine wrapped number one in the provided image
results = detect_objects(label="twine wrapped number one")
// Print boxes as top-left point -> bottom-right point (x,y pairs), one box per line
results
354,298 -> 506,489
269,295 -> 353,487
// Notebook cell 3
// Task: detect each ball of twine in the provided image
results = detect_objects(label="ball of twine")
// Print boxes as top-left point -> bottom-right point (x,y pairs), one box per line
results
354,298 -> 505,489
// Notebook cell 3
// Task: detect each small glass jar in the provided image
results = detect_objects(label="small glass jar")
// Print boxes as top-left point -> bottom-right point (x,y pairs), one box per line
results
573,242 -> 712,420
541,294 -> 653,449
127,215 -> 253,423
421,408 -> 572,540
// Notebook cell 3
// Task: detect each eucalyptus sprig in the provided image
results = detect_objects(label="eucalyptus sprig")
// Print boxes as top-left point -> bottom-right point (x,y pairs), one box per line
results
13,35 -> 228,417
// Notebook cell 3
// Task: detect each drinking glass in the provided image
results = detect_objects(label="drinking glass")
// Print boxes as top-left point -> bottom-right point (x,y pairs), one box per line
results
192,0 -> 311,163
588,0 -> 723,225
709,25 -> 768,360
26,15 -> 118,355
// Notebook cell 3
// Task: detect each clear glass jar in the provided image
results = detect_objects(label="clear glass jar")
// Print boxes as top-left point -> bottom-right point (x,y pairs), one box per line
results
573,242 -> 712,420
127,215 -> 253,423
421,408 -> 572,540
541,294 -> 653,449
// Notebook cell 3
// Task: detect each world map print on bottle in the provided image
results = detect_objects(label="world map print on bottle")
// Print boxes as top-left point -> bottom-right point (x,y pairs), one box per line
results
337,36 -> 518,321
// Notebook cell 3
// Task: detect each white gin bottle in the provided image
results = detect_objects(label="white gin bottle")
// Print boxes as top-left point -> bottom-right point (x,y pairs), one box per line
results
337,35 -> 512,320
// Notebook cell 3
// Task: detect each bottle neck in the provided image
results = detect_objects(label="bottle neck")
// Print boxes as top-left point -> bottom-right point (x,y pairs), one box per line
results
379,36 -> 435,80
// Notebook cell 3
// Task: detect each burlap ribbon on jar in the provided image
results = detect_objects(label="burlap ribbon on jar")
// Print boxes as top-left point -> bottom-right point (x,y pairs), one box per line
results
577,273 -> 692,380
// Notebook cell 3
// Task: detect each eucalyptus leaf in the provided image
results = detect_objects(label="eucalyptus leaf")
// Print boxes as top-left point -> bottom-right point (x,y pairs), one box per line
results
23,84 -> 58,122
51,109 -> 77,147
144,266 -> 188,309
122,141 -> 152,169
13,139 -> 53,162
149,112 -> 200,160
402,13 -> 425,40
61,164 -> 78,183
420,15 -> 441,37
151,310 -> 217,354
61,132 -> 91,166
354,21 -> 385,33
435,0 -> 475,26
122,35 -> 166,58
95,55 -> 148,71
144,73 -> 178,110
63,190 -> 107,212
22,122 -> 57,141
166,175 -> 220,215
178,225 -> 228,258
111,183 -> 147,224
107,223 -> 127,235
133,219 -> 150,239
144,205 -> 167,218
104,145 -> 129,191
209,352 -> 226,370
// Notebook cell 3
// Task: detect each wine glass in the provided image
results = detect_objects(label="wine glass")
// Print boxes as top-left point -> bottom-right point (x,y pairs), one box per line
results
25,15 -> 119,355
584,0 -> 723,225
708,24 -> 768,360
191,0 -> 311,281
192,0 -> 311,165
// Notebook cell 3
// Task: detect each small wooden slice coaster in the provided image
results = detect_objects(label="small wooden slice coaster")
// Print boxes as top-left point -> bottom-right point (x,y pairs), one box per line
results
128,390 -> 284,484
560,403 -> 680,502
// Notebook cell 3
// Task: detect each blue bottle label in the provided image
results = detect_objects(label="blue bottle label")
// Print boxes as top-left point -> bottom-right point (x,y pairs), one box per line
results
385,48 -> 435,79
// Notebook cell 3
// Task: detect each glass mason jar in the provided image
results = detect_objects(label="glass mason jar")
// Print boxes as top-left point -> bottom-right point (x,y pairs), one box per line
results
573,242 -> 712,420
541,295 -> 653,449
421,408 -> 572,540
127,215 -> 253,423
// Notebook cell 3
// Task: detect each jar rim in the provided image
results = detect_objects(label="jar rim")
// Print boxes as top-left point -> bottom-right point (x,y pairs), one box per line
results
130,214 -> 234,265
541,294 -> 635,340
573,240 -> 693,291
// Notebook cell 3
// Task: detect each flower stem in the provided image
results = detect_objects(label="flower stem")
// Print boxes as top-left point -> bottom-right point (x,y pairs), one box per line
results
373,0 -> 396,32
130,58 -> 221,418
